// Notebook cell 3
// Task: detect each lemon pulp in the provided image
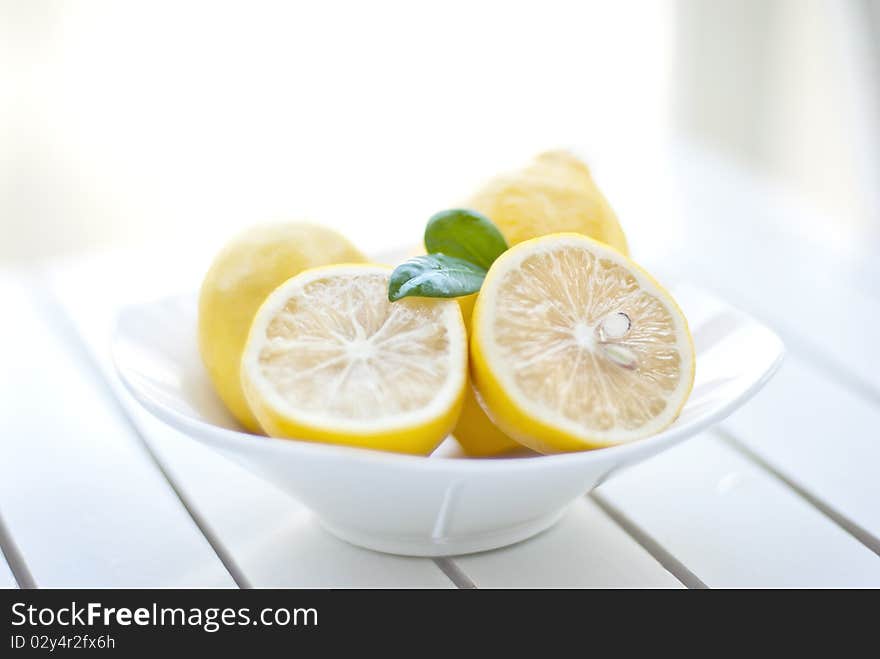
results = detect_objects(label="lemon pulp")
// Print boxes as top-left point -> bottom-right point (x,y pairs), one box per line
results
471,233 -> 694,452
241,264 -> 467,454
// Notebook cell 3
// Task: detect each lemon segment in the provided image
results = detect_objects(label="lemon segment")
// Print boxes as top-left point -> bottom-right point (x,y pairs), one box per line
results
467,150 -> 630,256
241,265 -> 467,455
471,233 -> 695,452
198,223 -> 366,432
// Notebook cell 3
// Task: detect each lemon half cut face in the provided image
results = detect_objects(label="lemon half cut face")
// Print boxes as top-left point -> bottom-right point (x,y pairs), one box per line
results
471,234 -> 695,453
241,264 -> 467,455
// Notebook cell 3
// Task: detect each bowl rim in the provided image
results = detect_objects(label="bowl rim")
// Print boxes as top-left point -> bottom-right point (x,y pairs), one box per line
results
112,302 -> 785,474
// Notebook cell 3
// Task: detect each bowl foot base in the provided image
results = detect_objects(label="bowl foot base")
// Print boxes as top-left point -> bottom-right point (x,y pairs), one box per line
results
319,509 -> 566,557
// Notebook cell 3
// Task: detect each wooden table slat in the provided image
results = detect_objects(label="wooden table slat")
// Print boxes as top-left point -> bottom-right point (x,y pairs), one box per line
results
0,275 -> 235,587
453,498 -> 684,588
597,434 -> 880,587
721,356 -> 880,543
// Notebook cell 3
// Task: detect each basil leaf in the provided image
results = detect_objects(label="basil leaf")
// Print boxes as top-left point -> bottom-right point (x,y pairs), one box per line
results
388,254 -> 487,301
424,208 -> 508,271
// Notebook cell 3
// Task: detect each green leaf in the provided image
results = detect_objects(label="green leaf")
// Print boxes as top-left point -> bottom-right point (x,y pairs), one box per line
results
424,208 -> 508,271
388,254 -> 487,301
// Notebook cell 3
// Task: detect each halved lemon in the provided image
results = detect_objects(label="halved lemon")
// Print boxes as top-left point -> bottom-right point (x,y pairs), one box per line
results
471,234 -> 695,452
241,264 -> 467,455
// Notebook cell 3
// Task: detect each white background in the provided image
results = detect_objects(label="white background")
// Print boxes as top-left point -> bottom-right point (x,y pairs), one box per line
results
2,1 -> 877,267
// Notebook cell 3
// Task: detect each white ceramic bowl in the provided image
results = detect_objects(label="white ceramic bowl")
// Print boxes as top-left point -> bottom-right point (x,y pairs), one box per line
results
112,281 -> 783,556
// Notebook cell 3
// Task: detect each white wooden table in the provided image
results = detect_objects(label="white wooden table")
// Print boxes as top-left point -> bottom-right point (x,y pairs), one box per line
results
2,144 -> 879,588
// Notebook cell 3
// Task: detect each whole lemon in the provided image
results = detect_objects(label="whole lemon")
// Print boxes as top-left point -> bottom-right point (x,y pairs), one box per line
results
451,151 -> 629,455
451,293 -> 521,456
467,150 -> 629,255
198,223 -> 366,432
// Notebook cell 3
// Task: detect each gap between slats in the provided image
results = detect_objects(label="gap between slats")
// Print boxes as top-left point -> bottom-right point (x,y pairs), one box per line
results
0,510 -> 35,589
433,558 -> 477,588
588,493 -> 707,589
717,428 -> 880,558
